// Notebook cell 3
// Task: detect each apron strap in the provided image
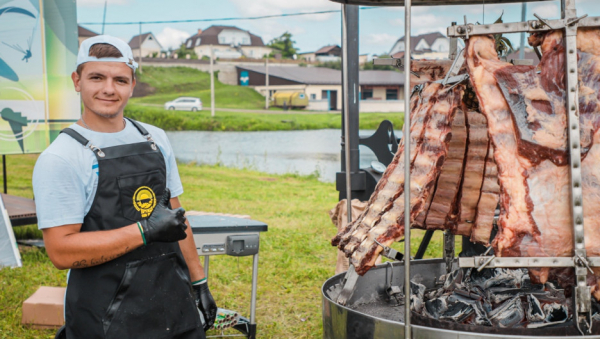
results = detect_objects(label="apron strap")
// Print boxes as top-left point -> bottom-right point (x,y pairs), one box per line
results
124,117 -> 150,137
60,128 -> 89,146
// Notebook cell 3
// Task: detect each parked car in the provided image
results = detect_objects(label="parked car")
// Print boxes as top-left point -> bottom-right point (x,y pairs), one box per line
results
164,97 -> 203,111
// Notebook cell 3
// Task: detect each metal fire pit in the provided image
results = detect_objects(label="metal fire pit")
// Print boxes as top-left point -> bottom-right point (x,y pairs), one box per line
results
322,259 -> 600,339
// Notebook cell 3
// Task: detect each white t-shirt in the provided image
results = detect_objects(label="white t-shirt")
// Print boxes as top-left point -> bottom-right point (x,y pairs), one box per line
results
32,120 -> 183,229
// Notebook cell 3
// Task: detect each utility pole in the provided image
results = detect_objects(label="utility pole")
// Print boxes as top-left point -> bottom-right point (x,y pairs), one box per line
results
210,46 -> 215,117
101,0 -> 107,34
138,22 -> 143,74
265,57 -> 269,110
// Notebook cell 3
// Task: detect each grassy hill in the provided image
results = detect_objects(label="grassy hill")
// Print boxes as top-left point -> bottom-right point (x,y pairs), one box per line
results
126,66 -> 404,132
129,66 -> 267,109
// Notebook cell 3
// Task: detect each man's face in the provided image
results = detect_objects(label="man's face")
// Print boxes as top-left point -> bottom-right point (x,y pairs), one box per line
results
72,61 -> 136,119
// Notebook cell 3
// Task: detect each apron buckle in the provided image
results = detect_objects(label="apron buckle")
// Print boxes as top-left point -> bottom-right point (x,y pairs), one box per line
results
146,134 -> 157,151
89,144 -> 105,158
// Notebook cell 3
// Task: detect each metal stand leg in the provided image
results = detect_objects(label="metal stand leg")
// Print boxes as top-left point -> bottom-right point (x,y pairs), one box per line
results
3,155 -> 6,194
204,255 -> 210,279
248,253 -> 259,339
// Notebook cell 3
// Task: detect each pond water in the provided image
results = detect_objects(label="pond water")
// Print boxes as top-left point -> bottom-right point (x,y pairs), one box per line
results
166,129 -> 401,182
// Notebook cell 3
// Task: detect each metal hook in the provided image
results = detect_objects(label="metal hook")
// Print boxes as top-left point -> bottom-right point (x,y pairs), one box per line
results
533,13 -> 554,29
567,14 -> 588,27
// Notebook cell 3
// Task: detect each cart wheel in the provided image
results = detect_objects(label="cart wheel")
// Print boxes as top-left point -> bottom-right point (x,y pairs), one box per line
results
55,325 -> 66,339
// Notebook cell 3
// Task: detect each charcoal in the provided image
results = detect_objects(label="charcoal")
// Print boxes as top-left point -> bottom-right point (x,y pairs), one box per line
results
423,296 -> 448,319
473,301 -> 492,326
488,296 -> 525,328
487,284 -> 545,304
410,281 -> 427,313
483,269 -> 526,289
442,269 -> 463,290
526,294 -> 545,322
440,301 -> 474,322
464,267 -> 496,288
544,303 -> 569,323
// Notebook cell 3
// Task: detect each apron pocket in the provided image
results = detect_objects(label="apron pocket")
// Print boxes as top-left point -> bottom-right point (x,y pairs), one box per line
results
103,253 -> 200,339
117,170 -> 165,222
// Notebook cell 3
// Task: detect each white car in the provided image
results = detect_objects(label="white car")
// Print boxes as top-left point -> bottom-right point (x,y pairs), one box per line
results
164,97 -> 203,111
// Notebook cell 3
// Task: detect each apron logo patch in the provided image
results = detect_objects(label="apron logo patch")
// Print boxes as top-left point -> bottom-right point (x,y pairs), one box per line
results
133,186 -> 157,218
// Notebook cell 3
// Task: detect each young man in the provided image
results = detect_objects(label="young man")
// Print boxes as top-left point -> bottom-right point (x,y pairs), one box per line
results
32,35 -> 217,339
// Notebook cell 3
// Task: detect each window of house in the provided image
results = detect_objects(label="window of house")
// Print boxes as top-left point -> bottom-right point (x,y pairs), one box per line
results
195,38 -> 201,46
310,94 -> 316,100
386,89 -> 398,100
219,37 -> 226,44
243,38 -> 250,44
361,89 -> 373,100
186,40 -> 192,48
322,90 -> 328,100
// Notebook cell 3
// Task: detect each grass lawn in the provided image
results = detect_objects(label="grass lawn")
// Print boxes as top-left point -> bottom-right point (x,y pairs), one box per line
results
1,154 -> 450,338
125,104 -> 404,132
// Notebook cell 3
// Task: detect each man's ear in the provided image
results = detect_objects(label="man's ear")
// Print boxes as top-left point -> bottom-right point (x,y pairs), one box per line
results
71,71 -> 81,92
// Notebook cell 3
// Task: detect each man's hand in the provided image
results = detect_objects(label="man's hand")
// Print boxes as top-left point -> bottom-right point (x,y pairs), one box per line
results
140,188 -> 187,243
193,280 -> 218,331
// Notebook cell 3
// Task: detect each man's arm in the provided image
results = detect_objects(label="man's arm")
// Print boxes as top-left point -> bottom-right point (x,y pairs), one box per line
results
42,223 -> 143,270
171,197 -> 205,282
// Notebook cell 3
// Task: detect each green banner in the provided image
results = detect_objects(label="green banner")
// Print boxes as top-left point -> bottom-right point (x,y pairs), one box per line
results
0,0 -> 79,154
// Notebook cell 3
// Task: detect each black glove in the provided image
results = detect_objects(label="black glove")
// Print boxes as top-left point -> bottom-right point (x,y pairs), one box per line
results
140,188 -> 187,243
193,280 -> 218,331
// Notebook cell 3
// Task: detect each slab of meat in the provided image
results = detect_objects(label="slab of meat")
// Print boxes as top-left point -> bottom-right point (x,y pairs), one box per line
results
348,84 -> 464,275
424,108 -> 467,230
332,83 -> 440,249
411,60 -> 454,85
466,34 -> 571,284
454,111 -> 489,236
470,144 -> 500,245
576,29 -> 600,300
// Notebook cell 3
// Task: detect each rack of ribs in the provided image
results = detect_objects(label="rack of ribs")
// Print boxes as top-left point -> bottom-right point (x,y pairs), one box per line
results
420,107 -> 467,230
470,143 -> 500,245
453,111 -> 489,236
343,84 -> 464,275
331,88 -> 428,248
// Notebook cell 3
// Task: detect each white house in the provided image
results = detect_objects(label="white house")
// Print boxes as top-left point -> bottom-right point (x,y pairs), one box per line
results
184,26 -> 272,60
129,32 -> 163,58
389,32 -> 464,60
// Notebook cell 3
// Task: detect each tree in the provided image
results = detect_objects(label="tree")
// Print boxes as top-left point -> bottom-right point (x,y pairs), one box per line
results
267,32 -> 297,59
175,43 -> 198,59
362,54 -> 398,71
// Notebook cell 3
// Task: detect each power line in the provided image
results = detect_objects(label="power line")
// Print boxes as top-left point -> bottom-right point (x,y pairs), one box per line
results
79,7 -> 378,26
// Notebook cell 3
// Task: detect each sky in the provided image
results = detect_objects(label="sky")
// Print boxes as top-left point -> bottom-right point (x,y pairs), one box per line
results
76,0 -> 600,57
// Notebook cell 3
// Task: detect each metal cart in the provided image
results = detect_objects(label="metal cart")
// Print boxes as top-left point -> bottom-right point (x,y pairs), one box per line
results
190,215 -> 268,339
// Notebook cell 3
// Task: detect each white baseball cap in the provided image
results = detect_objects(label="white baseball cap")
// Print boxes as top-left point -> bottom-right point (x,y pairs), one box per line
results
77,35 -> 138,72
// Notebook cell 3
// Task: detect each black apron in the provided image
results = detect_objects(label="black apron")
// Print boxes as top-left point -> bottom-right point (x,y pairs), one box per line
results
60,119 -> 204,339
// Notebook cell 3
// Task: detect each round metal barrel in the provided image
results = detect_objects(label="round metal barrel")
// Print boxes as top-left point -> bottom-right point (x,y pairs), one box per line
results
322,259 -> 600,339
